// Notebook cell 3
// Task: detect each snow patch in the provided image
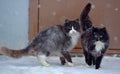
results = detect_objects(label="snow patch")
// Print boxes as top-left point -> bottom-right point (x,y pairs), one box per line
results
91,4 -> 95,9
0,56 -> 120,74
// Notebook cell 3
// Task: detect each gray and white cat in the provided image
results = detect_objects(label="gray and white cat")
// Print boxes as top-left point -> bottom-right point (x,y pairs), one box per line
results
0,19 -> 80,67
80,3 -> 109,69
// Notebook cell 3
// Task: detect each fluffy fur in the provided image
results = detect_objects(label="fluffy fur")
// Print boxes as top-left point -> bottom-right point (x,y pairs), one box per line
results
80,3 -> 109,69
0,19 -> 80,67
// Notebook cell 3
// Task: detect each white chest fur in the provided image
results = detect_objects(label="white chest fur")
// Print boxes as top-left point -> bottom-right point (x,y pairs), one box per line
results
94,41 -> 105,52
68,33 -> 80,51
67,26 -> 80,51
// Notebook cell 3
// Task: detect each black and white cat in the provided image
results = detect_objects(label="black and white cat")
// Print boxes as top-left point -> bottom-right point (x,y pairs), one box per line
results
80,3 -> 109,69
0,19 -> 80,67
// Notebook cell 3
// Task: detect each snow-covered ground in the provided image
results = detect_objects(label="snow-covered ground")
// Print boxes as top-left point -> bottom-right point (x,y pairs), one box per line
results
0,55 -> 120,74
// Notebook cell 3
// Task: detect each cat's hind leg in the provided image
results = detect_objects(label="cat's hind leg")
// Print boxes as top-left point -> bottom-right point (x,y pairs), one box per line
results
61,51 -> 74,67
37,54 -> 50,67
60,56 -> 66,65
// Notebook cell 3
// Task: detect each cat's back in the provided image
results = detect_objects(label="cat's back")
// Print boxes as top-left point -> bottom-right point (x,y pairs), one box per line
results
81,27 -> 92,40
45,25 -> 63,35
81,27 -> 92,48
32,25 -> 65,44
43,25 -> 64,38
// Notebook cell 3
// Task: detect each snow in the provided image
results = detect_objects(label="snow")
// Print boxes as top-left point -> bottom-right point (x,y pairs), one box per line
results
52,11 -> 57,16
114,8 -> 119,11
91,4 -> 95,9
0,55 -> 120,74
114,36 -> 118,41
100,24 -> 104,27
38,4 -> 41,8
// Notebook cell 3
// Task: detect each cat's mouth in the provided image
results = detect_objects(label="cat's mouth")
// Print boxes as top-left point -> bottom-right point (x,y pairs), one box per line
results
69,31 -> 80,37
69,31 -> 77,36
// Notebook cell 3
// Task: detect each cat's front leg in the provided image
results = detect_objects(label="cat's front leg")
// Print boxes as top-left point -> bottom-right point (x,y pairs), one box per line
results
84,50 -> 92,66
95,55 -> 103,69
87,53 -> 93,66
92,56 -> 96,65
84,50 -> 89,65
61,51 -> 74,67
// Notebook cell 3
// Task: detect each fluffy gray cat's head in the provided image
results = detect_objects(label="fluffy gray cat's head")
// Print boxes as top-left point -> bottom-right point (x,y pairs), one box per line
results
63,19 -> 80,37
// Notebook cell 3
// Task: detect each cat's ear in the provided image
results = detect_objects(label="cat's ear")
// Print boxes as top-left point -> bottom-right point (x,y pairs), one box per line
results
92,26 -> 95,29
102,27 -> 106,30
65,19 -> 70,23
91,26 -> 95,32
102,27 -> 106,31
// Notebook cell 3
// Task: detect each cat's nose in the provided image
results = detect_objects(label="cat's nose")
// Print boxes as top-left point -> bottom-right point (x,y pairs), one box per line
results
97,38 -> 100,41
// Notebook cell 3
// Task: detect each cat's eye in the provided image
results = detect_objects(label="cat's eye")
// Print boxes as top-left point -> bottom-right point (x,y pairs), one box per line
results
74,26 -> 77,30
67,27 -> 71,30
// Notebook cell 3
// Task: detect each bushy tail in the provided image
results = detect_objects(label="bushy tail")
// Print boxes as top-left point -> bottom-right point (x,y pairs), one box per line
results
80,3 -> 92,31
0,45 -> 32,58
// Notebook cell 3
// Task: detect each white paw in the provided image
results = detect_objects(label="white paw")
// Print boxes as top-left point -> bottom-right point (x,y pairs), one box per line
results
67,62 -> 74,67
42,63 -> 51,67
39,60 -> 51,67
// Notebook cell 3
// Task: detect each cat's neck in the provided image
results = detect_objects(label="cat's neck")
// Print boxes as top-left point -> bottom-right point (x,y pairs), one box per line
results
68,33 -> 80,50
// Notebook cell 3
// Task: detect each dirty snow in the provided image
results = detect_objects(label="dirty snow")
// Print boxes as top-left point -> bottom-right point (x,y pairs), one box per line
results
0,55 -> 120,74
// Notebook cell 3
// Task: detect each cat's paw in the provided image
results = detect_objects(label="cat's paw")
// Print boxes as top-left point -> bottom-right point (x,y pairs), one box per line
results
42,63 -> 51,67
39,61 -> 51,67
67,62 -> 74,67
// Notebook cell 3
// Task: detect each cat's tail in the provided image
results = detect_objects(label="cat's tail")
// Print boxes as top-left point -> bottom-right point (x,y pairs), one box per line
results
80,3 -> 92,32
0,45 -> 32,58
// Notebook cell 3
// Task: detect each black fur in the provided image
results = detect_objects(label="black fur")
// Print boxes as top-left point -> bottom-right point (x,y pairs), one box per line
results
80,3 -> 92,31
28,19 -> 80,66
80,3 -> 109,69
60,56 -> 66,65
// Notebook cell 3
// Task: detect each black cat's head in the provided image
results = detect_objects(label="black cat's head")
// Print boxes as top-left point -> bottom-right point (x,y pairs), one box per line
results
63,19 -> 80,37
92,27 -> 109,42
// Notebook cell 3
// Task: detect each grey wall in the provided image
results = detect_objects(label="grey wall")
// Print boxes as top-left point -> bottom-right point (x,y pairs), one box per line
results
0,0 -> 29,49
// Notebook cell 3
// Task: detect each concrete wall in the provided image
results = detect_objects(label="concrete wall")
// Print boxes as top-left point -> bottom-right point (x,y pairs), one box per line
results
0,0 -> 29,49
